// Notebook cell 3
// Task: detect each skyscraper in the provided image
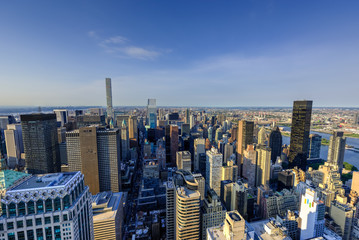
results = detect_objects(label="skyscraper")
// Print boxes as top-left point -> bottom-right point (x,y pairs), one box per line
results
354,112 -> 359,125
329,201 -> 355,240
185,108 -> 190,124
170,125 -> 179,167
166,181 -> 175,240
53,109 -> 68,127
237,120 -> 254,174
0,171 -> 94,240
207,211 -> 246,240
201,189 -> 226,240
66,127 -> 121,194
128,116 -> 138,141
121,120 -> 129,161
206,147 -> 223,196
308,134 -> 322,159
256,145 -> 272,187
4,124 -> 23,168
288,100 -> 313,170
92,191 -> 124,240
20,114 -> 60,174
194,138 -> 205,172
327,131 -> 346,173
105,78 -> 114,120
176,151 -> 192,172
299,188 -> 325,240
258,126 -> 266,145
147,99 -> 157,128
175,186 -> 201,240
269,126 -> 282,164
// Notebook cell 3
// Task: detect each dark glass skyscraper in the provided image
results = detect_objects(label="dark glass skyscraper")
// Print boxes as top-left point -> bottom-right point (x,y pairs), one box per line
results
269,126 -> 282,164
308,134 -> 321,159
21,114 -> 60,174
288,100 -> 313,170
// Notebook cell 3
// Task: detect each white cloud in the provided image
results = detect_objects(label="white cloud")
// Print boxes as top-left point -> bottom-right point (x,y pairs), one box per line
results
90,32 -> 165,60
121,46 -> 160,60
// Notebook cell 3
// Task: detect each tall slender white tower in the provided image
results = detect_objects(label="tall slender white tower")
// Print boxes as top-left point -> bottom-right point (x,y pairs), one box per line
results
105,78 -> 113,120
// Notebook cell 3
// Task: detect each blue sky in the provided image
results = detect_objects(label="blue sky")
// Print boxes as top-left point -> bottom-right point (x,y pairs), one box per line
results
1,1 -> 359,107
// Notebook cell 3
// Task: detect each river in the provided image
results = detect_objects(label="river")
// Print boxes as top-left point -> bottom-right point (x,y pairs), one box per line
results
280,126 -> 359,169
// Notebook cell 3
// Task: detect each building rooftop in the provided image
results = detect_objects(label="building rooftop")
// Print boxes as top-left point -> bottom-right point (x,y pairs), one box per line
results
10,172 -> 78,192
92,191 -> 124,221
0,170 -> 30,190
176,187 -> 200,199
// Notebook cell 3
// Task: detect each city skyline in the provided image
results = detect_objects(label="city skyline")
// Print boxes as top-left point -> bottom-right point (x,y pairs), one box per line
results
1,1 -> 359,107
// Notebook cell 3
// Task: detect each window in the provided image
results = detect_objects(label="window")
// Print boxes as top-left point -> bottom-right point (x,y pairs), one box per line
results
8,203 -> 16,217
36,218 -> 42,226
63,195 -> 70,209
17,220 -> 23,228
45,199 -> 53,212
53,215 -> 60,223
63,214 -> 68,221
45,217 -> 51,224
0,223 -> 3,231
28,201 -> 35,214
27,230 -> 34,239
7,233 -> 15,240
54,226 -> 61,240
18,202 -> 26,216
7,222 -> 14,230
45,227 -> 52,240
26,219 -> 33,227
17,232 -> 25,239
36,228 -> 44,240
54,198 -> 61,211
37,200 -> 44,213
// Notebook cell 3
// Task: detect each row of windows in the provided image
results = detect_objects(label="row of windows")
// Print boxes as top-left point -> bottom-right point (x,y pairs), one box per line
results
7,225 -> 61,240
0,214 -> 67,231
2,180 -> 85,218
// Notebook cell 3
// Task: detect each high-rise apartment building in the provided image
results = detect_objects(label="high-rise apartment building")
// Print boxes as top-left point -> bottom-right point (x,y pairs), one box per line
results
194,138 -> 205,172
237,120 -> 254,174
201,189 -> 226,240
0,172 -> 94,240
288,100 -> 313,170
207,210 -> 246,240
206,148 -> 223,196
20,114 -> 60,174
299,188 -> 325,240
92,191 -> 124,240
327,131 -> 346,173
175,186 -> 201,240
308,134 -> 322,159
4,124 -> 23,168
105,78 -> 114,120
66,127 -> 121,194
269,126 -> 282,164
256,145 -> 271,187
176,151 -> 192,172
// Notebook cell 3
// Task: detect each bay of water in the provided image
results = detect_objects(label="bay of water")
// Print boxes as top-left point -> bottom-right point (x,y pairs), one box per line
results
280,126 -> 359,169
